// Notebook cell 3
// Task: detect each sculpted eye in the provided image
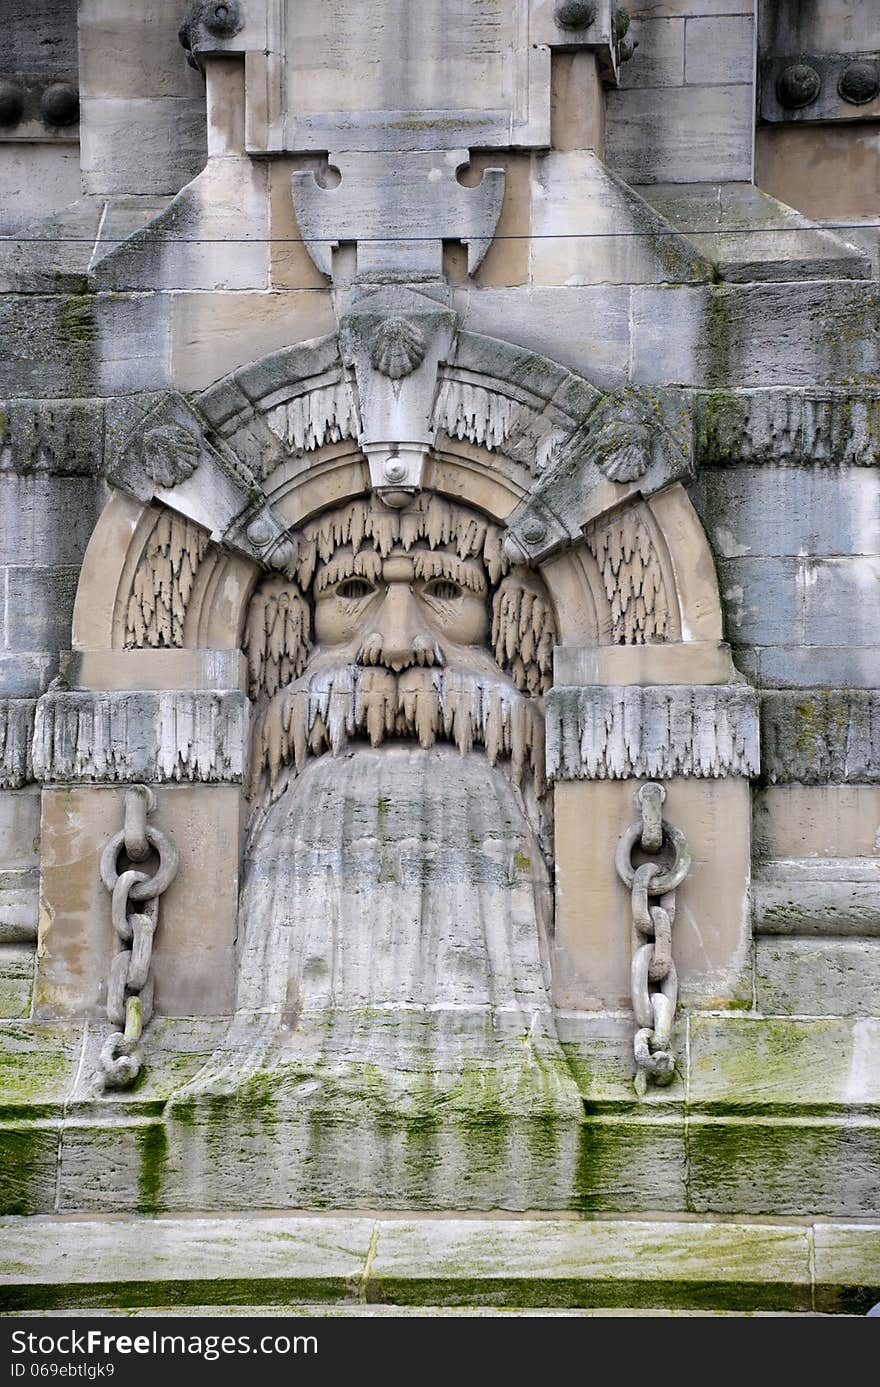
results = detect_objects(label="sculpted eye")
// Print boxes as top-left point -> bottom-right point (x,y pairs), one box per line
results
424,579 -> 462,601
337,578 -> 375,600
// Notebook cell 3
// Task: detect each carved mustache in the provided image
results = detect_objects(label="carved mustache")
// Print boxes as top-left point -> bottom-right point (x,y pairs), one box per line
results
356,632 -> 444,671
250,662 -> 545,803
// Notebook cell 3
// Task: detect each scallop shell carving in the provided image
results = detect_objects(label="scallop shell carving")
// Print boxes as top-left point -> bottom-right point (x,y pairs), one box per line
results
370,316 -> 427,380
141,423 -> 201,488
594,420 -> 653,483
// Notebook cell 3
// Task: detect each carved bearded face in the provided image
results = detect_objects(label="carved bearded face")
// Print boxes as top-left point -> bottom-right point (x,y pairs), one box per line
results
244,494 -> 556,802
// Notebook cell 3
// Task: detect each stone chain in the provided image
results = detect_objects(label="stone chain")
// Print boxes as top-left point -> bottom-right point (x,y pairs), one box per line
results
615,783 -> 691,1098
97,786 -> 178,1089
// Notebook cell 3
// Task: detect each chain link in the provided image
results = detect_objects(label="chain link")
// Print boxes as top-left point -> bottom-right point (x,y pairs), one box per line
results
615,782 -> 690,1098
98,786 -> 177,1090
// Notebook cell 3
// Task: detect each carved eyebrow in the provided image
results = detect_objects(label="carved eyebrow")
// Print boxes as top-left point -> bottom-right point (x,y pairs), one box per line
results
413,550 -> 487,594
313,547 -> 382,596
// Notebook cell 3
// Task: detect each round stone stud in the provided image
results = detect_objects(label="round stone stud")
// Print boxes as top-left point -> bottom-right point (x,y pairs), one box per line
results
0,80 -> 24,126
776,63 -> 821,110
554,1 -> 596,27
839,60 -> 880,106
203,0 -> 242,36
522,519 -> 547,546
40,82 -> 79,126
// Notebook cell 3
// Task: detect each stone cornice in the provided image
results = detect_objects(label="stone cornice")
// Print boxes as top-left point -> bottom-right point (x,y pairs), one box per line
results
546,683 -> 761,781
32,690 -> 247,785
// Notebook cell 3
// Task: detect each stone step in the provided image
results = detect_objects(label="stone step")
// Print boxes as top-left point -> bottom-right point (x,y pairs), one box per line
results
1,1213 -> 877,1315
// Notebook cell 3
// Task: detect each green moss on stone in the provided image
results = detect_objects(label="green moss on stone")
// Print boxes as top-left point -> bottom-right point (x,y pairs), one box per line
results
136,1121 -> 168,1214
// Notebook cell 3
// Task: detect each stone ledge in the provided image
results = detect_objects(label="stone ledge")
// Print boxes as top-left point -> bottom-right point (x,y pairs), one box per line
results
0,1212 -> 875,1314
761,690 -> 880,784
32,690 -> 248,784
546,683 -> 760,780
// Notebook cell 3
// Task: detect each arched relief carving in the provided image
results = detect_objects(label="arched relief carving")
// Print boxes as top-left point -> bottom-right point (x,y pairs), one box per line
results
75,330 -> 723,673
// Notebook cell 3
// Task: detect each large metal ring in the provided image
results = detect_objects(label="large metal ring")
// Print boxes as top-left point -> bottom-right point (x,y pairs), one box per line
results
615,819 -> 690,894
100,825 -> 179,900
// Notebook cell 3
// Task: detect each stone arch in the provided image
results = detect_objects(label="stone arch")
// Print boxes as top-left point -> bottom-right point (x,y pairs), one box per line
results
71,329 -> 724,675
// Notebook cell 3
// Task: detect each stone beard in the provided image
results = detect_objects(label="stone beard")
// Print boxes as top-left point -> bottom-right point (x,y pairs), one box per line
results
177,495 -> 585,1206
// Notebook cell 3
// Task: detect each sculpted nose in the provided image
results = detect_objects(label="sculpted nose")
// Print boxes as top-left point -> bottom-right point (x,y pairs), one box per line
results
370,582 -> 428,671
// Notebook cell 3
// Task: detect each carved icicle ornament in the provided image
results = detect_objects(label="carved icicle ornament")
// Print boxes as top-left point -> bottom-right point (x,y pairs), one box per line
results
141,423 -> 201,489
370,316 -> 427,380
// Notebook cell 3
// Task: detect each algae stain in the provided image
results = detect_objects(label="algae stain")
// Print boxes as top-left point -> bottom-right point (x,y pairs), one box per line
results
136,1122 -> 168,1214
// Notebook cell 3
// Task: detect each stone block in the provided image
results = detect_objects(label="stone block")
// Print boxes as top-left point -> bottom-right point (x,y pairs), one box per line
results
80,97 -> 207,198
619,18 -> 685,89
1,1206 -> 373,1306
630,2 -> 752,13
814,1224 -> 880,1315
32,690 -> 248,785
802,559 -> 880,648
0,1020 -> 83,1116
0,945 -> 33,1019
77,0 -> 206,102
0,147 -> 82,232
0,296 -> 97,400
753,862 -> 880,937
606,84 -> 753,184
0,788 -> 40,868
692,468 -> 880,560
687,1116 -> 880,1218
553,640 -> 737,687
169,291 -> 335,393
94,292 -> 172,396
0,1125 -> 60,1216
470,154 -> 531,289
757,940 -> 880,1018
547,683 -> 759,781
365,1217 -> 812,1312
717,556 -> 805,648
689,1015 -> 880,1112
753,786 -> 880,860
0,399 -> 105,478
760,690 -> 880,786
632,282 -> 880,389
2,567 -> 79,653
268,160 -> 335,292
0,655 -> 56,699
35,784 -> 241,1020
459,287 -> 631,392
529,152 -> 709,287
685,17 -> 754,86
0,475 -> 105,567
553,776 -> 752,1010
755,646 -> 880,690
0,869 -> 38,944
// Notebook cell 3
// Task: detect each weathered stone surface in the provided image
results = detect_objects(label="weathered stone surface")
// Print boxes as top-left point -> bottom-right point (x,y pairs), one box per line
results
0,701 -> 35,789
529,152 -> 710,287
459,287 -> 631,391
814,1224 -> 880,1315
36,784 -> 240,1020
619,17 -> 685,89
32,690 -> 247,784
632,282 -> 880,388
717,556 -> 803,648
0,945 -> 34,1019
80,97 -> 207,198
761,690 -> 880,785
606,83 -> 753,184
754,785 -> 880,860
757,939 -> 880,1017
689,1015 -> 880,1113
753,646 -> 880,691
688,1116 -> 880,1218
685,17 -> 754,86
692,468 -> 880,561
0,475 -> 107,565
694,389 -> 880,466
547,684 -> 760,780
0,870 -> 38,944
753,861 -> 880,937
0,1212 -> 843,1313
2,567 -> 80,655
